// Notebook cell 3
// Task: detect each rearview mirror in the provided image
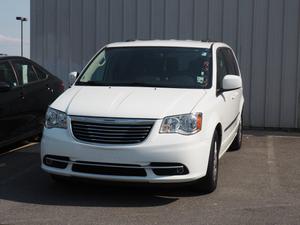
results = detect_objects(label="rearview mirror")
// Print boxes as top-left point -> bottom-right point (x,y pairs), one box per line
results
222,75 -> 242,91
0,82 -> 11,92
69,71 -> 79,86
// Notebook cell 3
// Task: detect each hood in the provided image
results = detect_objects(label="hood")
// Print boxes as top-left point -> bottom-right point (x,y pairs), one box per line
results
52,86 -> 206,119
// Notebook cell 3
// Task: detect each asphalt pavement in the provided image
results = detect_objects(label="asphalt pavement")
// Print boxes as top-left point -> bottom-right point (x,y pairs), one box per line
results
0,132 -> 300,225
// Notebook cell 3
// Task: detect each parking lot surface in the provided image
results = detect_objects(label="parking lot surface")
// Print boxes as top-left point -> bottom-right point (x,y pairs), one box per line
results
0,132 -> 300,225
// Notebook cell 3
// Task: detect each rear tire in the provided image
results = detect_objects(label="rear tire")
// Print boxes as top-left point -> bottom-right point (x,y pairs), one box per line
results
229,118 -> 242,151
192,130 -> 219,194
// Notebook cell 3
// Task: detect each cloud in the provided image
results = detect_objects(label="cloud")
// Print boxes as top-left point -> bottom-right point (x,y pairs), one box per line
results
0,34 -> 29,44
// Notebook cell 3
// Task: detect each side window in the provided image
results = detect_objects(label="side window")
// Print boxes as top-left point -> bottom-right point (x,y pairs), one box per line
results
12,60 -> 38,85
34,65 -> 48,80
0,61 -> 18,87
223,48 -> 239,75
216,49 -> 228,89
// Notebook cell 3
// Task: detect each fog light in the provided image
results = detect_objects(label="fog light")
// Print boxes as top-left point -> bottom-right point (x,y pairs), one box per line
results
43,155 -> 69,169
45,158 -> 53,166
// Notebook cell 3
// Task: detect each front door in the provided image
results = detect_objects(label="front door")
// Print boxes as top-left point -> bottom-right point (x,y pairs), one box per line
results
0,60 -> 26,145
214,47 -> 238,154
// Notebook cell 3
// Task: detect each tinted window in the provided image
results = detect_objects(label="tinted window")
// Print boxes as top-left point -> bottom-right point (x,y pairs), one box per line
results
223,48 -> 239,75
77,47 -> 212,89
0,61 -> 18,87
217,49 -> 228,89
12,60 -> 38,85
34,66 -> 48,80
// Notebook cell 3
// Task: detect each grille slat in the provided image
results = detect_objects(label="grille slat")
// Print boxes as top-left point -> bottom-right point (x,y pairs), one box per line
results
74,130 -> 149,136
75,133 -> 147,139
73,126 -> 150,133
77,137 -> 143,144
71,118 -> 154,145
72,123 -> 152,129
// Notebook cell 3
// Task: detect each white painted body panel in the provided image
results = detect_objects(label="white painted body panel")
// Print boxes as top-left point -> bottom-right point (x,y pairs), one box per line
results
64,87 -> 206,119
41,119 -> 211,183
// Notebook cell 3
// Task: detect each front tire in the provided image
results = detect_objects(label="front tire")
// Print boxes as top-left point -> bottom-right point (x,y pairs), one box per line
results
229,118 -> 242,151
192,130 -> 219,194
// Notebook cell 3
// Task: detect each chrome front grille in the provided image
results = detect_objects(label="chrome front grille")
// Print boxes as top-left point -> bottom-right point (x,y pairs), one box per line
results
71,116 -> 155,144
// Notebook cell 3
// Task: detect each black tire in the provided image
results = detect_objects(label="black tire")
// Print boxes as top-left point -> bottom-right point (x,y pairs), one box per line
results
229,118 -> 242,151
192,130 -> 219,194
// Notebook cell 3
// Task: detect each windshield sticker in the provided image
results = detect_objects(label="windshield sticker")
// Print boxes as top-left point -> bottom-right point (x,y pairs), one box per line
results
203,61 -> 209,71
201,52 -> 207,57
197,76 -> 205,84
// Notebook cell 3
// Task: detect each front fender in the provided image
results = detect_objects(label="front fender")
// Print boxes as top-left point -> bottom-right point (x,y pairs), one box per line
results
202,111 -> 222,143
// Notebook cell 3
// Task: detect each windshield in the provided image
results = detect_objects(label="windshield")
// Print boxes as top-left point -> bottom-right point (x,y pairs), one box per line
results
76,47 -> 212,89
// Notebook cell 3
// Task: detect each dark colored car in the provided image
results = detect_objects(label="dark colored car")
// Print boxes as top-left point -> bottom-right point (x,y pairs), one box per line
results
0,56 -> 64,148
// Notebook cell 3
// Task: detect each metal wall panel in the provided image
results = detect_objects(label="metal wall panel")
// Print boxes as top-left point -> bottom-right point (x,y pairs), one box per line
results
151,0 -> 164,39
265,0 -> 284,128
110,0 -> 123,42
43,0 -> 56,74
83,0 -> 96,64
30,0 -> 300,128
193,0 -> 209,40
136,0 -> 151,39
165,0 -> 179,39
178,0 -> 194,40
123,0 -> 137,40
222,0 -> 238,51
237,0 -> 253,128
30,0 -> 37,60
96,0 -> 109,49
208,0 -> 223,40
250,0 -> 269,127
70,0 -> 83,72
280,0 -> 300,127
57,0 -> 71,85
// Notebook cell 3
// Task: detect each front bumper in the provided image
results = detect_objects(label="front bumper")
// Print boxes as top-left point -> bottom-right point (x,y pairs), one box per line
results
41,119 -> 212,183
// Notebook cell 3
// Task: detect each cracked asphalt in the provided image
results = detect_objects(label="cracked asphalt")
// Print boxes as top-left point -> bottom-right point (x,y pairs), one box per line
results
0,132 -> 300,225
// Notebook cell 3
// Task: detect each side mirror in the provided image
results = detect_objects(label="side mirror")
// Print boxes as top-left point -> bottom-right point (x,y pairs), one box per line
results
222,75 -> 242,91
69,71 -> 79,86
0,82 -> 11,92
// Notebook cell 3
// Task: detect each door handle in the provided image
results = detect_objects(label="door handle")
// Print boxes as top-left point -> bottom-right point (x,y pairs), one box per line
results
19,91 -> 25,100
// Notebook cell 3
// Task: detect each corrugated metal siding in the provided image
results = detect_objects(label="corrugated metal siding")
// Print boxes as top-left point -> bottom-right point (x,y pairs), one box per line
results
30,0 -> 300,129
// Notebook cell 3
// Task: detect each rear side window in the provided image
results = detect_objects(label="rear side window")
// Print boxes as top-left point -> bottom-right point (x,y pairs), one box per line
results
12,60 -> 38,85
0,61 -> 18,87
34,65 -> 48,80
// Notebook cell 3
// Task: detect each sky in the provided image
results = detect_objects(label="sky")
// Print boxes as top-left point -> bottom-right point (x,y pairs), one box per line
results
0,0 -> 30,58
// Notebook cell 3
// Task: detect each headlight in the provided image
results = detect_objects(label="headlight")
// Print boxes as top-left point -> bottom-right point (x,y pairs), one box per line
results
160,113 -> 202,135
45,107 -> 67,129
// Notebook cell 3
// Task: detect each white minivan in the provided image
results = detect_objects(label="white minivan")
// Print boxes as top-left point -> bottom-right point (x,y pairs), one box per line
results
41,40 -> 244,193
